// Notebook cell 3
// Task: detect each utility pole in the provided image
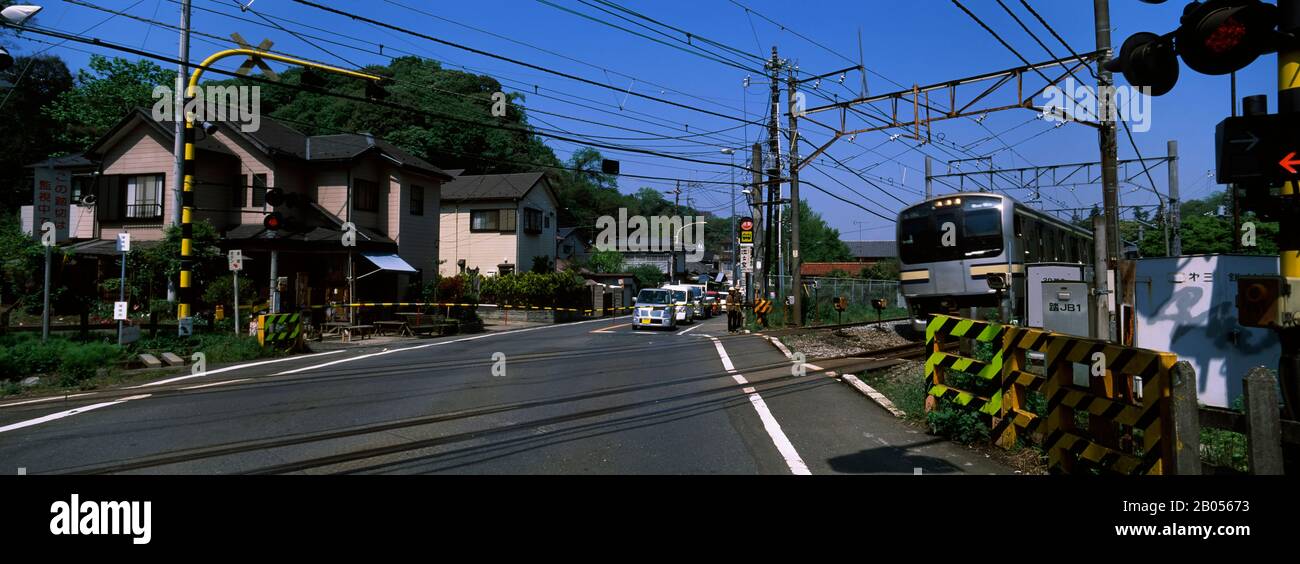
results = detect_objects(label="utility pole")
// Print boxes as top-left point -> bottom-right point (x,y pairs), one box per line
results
750,143 -> 764,303
723,148 -> 739,286
1167,140 -> 1181,256
672,181 -> 682,283
1092,215 -> 1111,341
1277,0 -> 1300,419
169,0 -> 191,305
766,46 -> 782,300
1095,0 -> 1122,342
787,66 -> 803,326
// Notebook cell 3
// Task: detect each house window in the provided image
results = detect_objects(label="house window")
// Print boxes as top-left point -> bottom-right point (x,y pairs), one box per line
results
523,207 -> 543,234
125,174 -> 164,219
544,213 -> 551,229
471,209 -> 516,233
410,185 -> 425,216
354,178 -> 378,212
247,174 -> 268,207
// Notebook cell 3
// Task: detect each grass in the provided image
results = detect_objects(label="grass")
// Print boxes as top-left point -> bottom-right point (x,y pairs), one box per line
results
0,331 -> 282,398
861,364 -> 928,423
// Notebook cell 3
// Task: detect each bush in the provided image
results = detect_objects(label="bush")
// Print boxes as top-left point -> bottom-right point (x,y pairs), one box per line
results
927,404 -> 990,444
479,271 -> 586,308
0,334 -> 120,386
58,342 -> 121,385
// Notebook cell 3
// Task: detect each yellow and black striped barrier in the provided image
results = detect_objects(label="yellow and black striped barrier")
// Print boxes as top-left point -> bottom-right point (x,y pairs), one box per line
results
924,314 -> 1006,416
258,313 -> 302,348
753,299 -> 773,315
924,315 -> 1177,475
1037,334 -> 1175,476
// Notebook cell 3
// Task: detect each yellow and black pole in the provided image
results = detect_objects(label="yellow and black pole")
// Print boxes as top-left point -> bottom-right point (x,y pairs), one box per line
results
176,49 -> 381,325
1279,0 -> 1300,419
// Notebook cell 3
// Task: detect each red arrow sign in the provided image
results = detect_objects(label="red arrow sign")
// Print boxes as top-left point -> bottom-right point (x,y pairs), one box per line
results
1282,152 -> 1300,174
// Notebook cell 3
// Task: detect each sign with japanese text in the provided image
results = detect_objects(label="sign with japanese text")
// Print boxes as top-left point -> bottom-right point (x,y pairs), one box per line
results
32,167 -> 71,244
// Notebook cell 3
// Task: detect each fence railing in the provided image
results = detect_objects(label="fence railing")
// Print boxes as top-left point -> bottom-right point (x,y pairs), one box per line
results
1172,363 -> 1300,475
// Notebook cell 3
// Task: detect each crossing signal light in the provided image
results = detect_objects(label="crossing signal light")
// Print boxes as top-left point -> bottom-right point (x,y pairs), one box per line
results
1176,0 -> 1277,75
1106,0 -> 1278,97
263,211 -> 284,232
265,187 -> 284,208
1107,32 -> 1179,96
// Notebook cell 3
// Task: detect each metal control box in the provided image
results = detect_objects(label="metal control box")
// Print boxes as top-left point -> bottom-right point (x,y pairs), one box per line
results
1042,281 -> 1092,338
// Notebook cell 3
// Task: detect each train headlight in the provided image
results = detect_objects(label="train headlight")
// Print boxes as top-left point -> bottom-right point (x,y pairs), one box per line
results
986,273 -> 1007,291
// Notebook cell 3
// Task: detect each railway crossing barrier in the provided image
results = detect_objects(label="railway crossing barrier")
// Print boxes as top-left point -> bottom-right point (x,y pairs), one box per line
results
258,313 -> 303,348
925,314 -> 1177,475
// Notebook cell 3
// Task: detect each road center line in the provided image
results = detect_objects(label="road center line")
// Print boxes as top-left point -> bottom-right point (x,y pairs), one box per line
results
707,336 -> 811,476
0,394 -> 152,435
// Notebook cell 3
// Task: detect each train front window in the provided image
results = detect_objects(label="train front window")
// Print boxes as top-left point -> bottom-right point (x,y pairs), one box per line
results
961,207 -> 1003,258
897,197 -> 1004,264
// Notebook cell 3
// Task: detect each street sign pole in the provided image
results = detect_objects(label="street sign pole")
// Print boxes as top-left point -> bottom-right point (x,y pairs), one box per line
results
118,250 -> 126,346
228,250 -> 243,336
41,243 -> 50,343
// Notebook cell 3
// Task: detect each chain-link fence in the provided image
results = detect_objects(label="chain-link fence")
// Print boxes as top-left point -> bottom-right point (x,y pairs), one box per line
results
755,276 -> 907,327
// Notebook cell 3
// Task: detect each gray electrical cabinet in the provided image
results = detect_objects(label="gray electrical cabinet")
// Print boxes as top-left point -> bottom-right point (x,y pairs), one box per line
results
1042,281 -> 1093,338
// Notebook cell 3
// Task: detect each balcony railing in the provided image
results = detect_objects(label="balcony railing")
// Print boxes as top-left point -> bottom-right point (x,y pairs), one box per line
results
125,203 -> 164,220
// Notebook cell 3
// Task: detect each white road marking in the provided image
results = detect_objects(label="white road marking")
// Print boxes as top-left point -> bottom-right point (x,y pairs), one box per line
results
0,393 -> 94,409
277,316 -> 631,375
131,350 -> 348,388
0,394 -> 151,435
676,323 -> 706,336
180,379 -> 251,390
707,336 -> 810,476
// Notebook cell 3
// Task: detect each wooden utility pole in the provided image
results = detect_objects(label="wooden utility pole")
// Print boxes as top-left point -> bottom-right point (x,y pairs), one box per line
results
749,143 -> 764,303
1095,0 -> 1122,342
765,47 -> 782,301
787,67 -> 803,326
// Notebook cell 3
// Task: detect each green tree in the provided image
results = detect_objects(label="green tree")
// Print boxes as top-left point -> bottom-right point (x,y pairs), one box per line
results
44,55 -> 175,148
791,199 -> 852,262
0,55 -> 74,212
860,258 -> 901,280
588,249 -> 625,273
629,264 -> 665,289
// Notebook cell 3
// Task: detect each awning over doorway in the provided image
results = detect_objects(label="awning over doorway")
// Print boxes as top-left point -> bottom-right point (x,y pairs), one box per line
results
360,252 -> 417,273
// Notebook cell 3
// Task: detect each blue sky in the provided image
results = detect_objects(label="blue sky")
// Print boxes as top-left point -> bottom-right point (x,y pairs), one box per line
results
6,0 -> 1276,240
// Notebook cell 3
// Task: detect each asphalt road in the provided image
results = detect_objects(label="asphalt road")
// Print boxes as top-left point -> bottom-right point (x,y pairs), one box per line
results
0,315 -> 1009,475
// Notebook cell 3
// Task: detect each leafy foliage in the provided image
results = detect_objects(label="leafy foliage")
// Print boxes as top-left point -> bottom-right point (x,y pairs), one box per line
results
859,259 -> 901,280
587,250 -> 626,273
479,271 -> 586,307
43,55 -> 175,149
628,264 -> 666,289
0,55 -> 75,212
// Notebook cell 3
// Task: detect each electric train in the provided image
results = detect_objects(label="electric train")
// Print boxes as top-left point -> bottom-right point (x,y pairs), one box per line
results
896,193 -> 1093,331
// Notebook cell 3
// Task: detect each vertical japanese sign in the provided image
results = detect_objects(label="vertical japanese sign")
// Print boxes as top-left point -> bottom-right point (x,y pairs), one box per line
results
33,167 -> 71,243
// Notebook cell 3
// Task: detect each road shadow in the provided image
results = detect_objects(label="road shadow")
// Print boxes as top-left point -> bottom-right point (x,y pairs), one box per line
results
826,437 -> 968,474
